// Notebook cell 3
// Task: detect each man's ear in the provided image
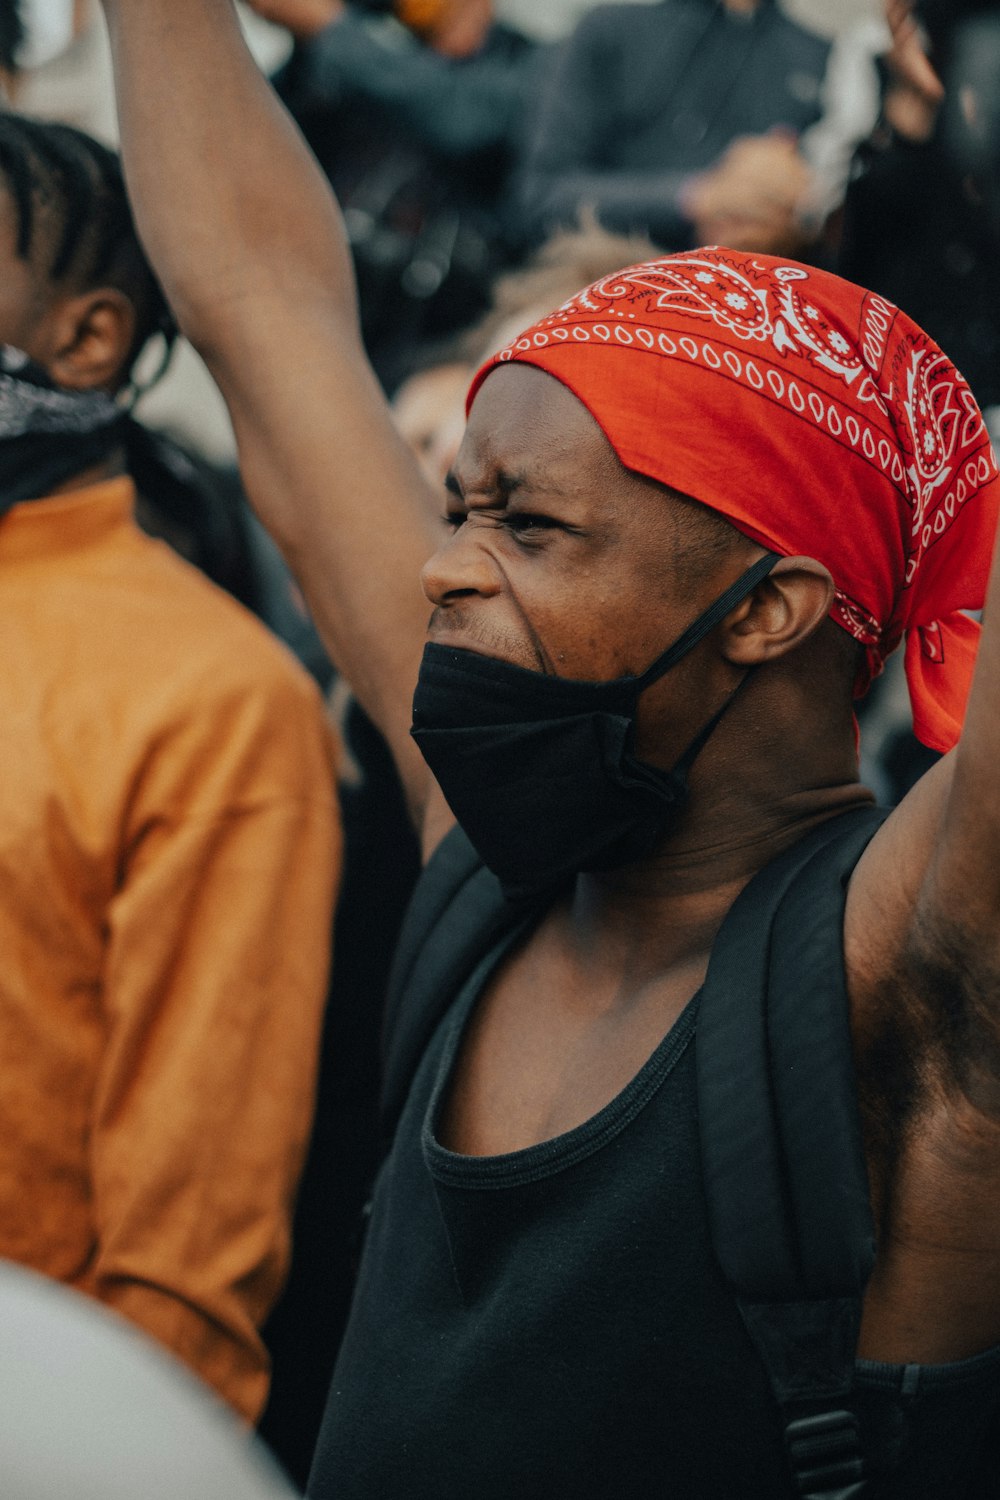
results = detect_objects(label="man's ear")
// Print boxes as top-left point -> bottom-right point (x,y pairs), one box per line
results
45,287 -> 136,393
721,555 -> 835,666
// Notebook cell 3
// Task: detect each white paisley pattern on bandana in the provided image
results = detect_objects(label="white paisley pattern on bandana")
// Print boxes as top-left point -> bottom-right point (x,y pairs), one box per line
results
494,252 -> 998,656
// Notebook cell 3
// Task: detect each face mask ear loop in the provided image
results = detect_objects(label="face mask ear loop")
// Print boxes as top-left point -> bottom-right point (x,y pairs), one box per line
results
630,550 -> 781,697
671,664 -> 758,779
119,319 -> 180,415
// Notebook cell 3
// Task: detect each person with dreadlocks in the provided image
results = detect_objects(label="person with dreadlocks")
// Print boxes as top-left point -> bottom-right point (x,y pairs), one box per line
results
103,0 -> 1000,1494
0,111 -> 341,1425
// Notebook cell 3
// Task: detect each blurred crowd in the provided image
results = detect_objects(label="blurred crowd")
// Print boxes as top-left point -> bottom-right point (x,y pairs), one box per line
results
1,0 -> 999,1489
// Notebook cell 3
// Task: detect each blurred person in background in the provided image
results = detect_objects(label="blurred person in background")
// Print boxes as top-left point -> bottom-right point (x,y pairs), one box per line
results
249,0 -> 544,388
492,0 -> 611,41
0,1259 -> 298,1500
517,0 -> 831,256
838,0 -> 1000,423
0,0 -> 288,611
0,111 -> 340,1425
832,0 -> 1000,805
1,0 -> 283,463
392,218 -> 661,488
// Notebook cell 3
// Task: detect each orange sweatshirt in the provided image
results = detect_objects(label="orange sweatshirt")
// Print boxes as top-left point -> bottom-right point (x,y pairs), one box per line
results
0,478 -> 341,1422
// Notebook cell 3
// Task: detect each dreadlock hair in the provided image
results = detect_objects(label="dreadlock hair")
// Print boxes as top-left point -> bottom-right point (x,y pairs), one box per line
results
0,114 -> 266,611
0,1 -> 23,75
0,113 -> 176,387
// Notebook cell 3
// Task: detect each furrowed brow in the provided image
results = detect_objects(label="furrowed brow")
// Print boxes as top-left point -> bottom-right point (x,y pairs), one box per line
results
444,467 -> 529,505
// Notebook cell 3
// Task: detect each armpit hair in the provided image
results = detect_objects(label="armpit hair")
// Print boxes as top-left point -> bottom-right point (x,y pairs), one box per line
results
903,902 -> 1000,1113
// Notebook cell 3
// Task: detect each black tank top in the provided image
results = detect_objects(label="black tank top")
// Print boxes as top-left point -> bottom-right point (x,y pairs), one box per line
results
310,907 -> 1000,1499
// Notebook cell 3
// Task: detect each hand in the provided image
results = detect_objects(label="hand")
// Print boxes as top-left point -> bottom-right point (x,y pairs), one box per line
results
883,0 -> 945,141
885,0 -> 945,107
243,0 -> 346,41
684,135 -> 815,257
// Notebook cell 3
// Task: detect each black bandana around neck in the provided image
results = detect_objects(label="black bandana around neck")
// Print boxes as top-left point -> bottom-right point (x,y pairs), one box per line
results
0,345 -> 129,512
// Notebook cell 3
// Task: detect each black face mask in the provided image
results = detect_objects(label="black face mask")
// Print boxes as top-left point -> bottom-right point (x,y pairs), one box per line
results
411,551 -> 779,903
0,345 -> 129,511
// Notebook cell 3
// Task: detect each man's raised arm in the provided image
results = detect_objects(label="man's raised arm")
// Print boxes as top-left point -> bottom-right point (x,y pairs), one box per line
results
101,0 -> 444,828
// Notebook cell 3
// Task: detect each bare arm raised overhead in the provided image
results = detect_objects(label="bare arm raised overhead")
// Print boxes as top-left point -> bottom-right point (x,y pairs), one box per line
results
835,0 -> 1000,1351
101,0 -> 447,840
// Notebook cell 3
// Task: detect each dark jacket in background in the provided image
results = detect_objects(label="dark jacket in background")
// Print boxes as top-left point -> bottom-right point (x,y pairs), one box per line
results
518,0 -> 830,248
277,14 -> 544,386
287,10 -> 543,164
839,132 -> 1000,414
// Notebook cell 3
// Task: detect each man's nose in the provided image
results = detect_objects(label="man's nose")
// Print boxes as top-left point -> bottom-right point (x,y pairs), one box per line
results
420,522 -> 502,606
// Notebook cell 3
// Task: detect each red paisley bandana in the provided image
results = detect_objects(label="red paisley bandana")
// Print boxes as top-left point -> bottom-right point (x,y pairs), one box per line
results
467,249 -> 1000,753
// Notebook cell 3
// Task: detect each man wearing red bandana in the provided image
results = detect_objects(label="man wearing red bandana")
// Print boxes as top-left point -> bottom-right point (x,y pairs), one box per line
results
103,3 -> 1000,1495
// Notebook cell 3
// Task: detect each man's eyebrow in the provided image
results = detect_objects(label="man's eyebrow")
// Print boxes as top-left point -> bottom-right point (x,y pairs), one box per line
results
443,468 -> 528,502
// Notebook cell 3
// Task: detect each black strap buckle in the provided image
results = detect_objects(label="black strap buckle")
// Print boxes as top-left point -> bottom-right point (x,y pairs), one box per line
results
785,1409 -> 871,1499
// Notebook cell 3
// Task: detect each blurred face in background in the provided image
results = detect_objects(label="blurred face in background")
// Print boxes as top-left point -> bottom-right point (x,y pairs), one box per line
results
392,361 -> 470,492
389,295 -> 571,494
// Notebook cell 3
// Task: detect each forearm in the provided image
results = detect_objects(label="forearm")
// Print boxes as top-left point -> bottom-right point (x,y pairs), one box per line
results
102,0 -> 358,352
102,0 -> 444,817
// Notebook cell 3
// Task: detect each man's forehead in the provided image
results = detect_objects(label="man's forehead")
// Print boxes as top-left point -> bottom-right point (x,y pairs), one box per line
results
458,362 -> 622,491
467,359 -> 591,422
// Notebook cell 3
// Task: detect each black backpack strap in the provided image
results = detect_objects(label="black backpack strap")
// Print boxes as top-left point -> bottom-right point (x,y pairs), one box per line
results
697,805 -> 888,1499
380,825 -> 518,1139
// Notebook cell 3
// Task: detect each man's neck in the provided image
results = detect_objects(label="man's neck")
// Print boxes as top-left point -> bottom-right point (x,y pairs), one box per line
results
560,780 -> 871,991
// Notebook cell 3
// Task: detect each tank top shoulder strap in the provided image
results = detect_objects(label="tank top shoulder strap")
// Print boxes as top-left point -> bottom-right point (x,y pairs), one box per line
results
380,825 -> 517,1141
